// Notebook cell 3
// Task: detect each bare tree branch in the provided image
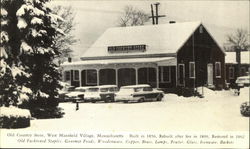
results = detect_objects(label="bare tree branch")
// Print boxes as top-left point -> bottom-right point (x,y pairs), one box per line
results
225,28 -> 250,51
118,5 -> 150,27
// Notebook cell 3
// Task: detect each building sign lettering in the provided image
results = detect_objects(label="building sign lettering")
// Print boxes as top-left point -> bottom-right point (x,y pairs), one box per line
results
108,45 -> 146,53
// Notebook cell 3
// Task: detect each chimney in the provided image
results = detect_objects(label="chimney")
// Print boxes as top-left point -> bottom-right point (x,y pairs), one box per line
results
169,21 -> 176,24
68,57 -> 72,63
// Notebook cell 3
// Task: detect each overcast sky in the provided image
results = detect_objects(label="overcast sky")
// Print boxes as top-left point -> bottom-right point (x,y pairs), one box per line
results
51,0 -> 249,60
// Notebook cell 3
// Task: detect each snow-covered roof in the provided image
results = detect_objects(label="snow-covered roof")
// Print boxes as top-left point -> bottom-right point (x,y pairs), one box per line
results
81,21 -> 203,59
62,57 -> 175,66
225,51 -> 250,64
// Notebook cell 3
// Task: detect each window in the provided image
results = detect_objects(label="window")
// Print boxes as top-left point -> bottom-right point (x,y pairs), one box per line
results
143,87 -> 153,91
86,69 -> 97,85
199,26 -> 203,33
229,67 -> 234,79
241,67 -> 246,76
73,70 -> 79,81
159,66 -> 171,83
65,71 -> 70,81
87,87 -> 99,92
215,62 -> 221,78
189,62 -> 195,78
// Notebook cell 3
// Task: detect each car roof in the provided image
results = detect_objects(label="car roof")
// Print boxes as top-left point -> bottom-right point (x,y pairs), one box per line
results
75,86 -> 92,90
98,85 -> 118,88
237,76 -> 250,79
121,84 -> 151,89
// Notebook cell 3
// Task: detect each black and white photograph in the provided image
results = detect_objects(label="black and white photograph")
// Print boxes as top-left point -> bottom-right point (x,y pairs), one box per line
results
0,0 -> 249,148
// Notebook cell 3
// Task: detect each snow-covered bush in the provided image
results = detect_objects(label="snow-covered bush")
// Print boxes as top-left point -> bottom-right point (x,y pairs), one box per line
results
240,102 -> 250,117
0,106 -> 31,128
29,107 -> 64,119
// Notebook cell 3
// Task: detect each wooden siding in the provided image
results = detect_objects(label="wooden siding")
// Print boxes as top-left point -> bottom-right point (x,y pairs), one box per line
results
159,66 -> 176,88
177,25 -> 225,89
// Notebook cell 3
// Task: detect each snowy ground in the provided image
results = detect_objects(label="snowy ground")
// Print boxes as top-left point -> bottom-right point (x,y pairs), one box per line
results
5,87 -> 246,131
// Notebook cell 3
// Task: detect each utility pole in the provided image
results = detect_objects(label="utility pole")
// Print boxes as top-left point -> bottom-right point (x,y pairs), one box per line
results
149,2 -> 166,25
236,47 -> 241,78
149,4 -> 155,25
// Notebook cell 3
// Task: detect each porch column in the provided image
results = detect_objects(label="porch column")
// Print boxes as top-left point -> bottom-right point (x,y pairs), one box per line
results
96,69 -> 99,86
79,69 -> 82,87
156,66 -> 159,88
135,67 -> 138,85
115,68 -> 118,86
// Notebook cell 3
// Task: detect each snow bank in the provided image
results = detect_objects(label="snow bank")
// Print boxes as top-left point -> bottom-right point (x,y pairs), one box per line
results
0,106 -> 31,118
197,87 -> 217,97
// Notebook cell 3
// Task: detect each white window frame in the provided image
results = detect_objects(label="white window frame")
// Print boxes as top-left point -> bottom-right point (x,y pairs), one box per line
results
215,62 -> 221,78
189,62 -> 195,79
178,64 -> 185,86
73,70 -> 79,81
64,71 -> 71,81
86,69 -> 97,85
160,66 -> 171,83
229,67 -> 234,79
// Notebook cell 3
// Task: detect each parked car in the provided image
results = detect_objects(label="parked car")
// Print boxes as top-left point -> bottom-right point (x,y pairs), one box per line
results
236,76 -> 250,87
115,84 -> 164,103
84,85 -> 118,103
65,86 -> 90,102
58,82 -> 75,102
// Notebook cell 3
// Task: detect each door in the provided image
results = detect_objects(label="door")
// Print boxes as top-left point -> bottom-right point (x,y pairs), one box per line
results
207,63 -> 213,86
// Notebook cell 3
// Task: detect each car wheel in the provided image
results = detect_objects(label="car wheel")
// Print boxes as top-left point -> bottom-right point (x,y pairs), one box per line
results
105,98 -> 111,103
138,97 -> 145,103
156,95 -> 163,101
123,100 -> 128,103
91,101 -> 96,103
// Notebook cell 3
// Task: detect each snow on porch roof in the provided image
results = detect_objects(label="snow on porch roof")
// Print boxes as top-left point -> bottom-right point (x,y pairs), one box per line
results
225,51 -> 250,64
81,21 -> 202,59
61,57 -> 176,66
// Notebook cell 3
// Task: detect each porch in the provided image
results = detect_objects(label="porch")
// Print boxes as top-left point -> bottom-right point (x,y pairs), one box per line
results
61,57 -> 177,88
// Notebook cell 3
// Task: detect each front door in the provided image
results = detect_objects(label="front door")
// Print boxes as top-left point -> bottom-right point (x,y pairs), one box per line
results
207,64 -> 213,86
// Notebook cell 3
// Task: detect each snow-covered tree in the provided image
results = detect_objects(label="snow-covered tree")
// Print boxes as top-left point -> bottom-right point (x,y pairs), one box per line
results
0,0 -> 63,108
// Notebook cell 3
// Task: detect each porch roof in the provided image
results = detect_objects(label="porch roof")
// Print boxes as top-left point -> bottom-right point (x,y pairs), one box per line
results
61,57 -> 176,67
